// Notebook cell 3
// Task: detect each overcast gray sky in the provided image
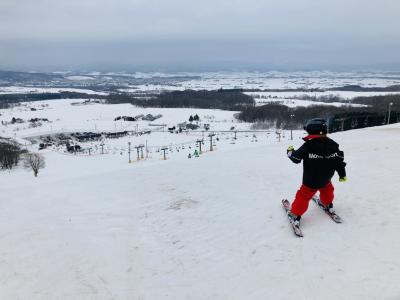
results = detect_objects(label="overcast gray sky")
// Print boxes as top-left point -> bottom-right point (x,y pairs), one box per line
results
1,0 -> 399,71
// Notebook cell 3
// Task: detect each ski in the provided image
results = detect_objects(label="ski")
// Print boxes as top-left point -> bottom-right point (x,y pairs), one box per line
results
282,199 -> 303,237
312,197 -> 342,223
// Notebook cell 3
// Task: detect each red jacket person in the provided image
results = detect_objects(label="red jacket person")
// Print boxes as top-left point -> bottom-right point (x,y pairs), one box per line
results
286,118 -> 347,225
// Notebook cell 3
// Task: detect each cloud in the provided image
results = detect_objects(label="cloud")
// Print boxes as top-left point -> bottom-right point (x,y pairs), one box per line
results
0,0 -> 399,70
2,0 -> 399,40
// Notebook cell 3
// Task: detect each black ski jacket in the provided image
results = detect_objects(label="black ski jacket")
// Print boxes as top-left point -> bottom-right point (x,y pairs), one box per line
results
288,135 -> 347,189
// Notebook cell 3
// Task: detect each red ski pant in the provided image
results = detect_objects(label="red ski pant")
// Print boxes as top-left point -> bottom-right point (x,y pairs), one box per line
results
291,182 -> 334,216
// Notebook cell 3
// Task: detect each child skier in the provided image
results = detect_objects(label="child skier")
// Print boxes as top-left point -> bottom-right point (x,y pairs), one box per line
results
286,118 -> 347,226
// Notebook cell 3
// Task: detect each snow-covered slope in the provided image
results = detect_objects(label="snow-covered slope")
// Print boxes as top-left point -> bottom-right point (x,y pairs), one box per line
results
0,99 -> 246,139
0,123 -> 399,299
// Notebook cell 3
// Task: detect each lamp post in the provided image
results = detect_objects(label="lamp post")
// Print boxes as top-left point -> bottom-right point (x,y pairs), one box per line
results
161,146 -> 168,160
290,114 -> 295,140
208,133 -> 216,151
276,130 -> 281,142
196,139 -> 203,154
139,144 -> 145,159
387,102 -> 393,125
128,142 -> 131,163
134,145 -> 140,161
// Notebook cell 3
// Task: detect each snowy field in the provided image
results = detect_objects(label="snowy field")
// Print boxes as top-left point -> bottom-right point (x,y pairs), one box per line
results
116,71 -> 400,91
0,86 -> 108,95
3,71 -> 400,97
0,99 -> 248,152
244,91 -> 395,107
0,97 -> 399,299
2,71 -> 400,117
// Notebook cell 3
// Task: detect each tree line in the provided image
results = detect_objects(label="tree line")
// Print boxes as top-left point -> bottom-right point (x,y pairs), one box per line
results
0,139 -> 23,169
237,104 -> 350,129
0,89 -> 253,111
1,89 -> 399,131
351,94 -> 400,112
237,94 -> 400,130
105,90 -> 254,110
0,92 -> 96,109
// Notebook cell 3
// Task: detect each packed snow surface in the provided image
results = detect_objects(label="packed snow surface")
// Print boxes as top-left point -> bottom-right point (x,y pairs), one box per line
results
0,100 -> 399,299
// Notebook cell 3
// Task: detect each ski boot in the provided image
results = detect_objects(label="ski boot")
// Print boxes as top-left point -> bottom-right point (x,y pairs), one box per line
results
314,197 -> 334,213
325,203 -> 335,214
287,210 -> 301,227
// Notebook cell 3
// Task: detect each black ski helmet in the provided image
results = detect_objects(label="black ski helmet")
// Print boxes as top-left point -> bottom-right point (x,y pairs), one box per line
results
304,118 -> 328,135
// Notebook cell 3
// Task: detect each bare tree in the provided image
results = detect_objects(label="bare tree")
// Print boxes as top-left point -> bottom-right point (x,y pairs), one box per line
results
24,153 -> 45,177
0,141 -> 21,170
